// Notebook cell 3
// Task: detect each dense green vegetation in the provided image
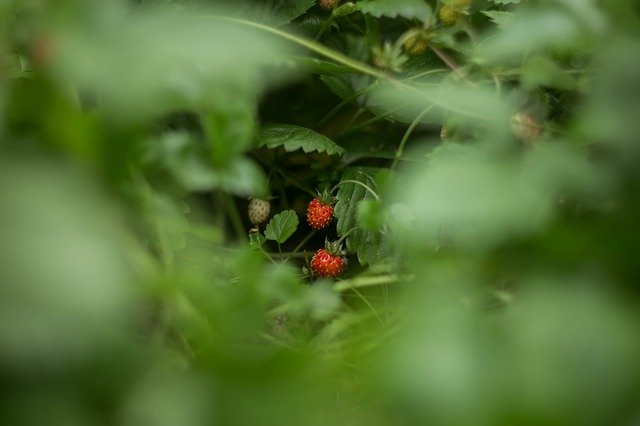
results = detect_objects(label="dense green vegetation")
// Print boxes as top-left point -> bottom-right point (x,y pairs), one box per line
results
2,0 -> 640,424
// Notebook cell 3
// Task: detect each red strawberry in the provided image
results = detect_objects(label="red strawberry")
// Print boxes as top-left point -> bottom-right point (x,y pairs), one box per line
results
310,240 -> 346,278
306,190 -> 335,230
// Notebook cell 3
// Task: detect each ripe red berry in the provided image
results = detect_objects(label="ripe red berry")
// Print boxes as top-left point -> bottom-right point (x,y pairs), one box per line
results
306,197 -> 334,230
310,248 -> 346,278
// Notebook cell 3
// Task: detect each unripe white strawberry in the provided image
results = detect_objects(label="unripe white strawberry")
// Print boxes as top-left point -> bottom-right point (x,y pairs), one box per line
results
248,198 -> 271,225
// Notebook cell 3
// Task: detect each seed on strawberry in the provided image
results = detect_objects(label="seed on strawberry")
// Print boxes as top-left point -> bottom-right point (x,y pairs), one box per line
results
306,190 -> 336,230
248,197 -> 271,225
310,240 -> 347,278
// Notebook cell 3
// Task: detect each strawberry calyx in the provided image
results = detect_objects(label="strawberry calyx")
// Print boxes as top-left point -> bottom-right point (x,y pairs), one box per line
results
324,238 -> 346,257
316,188 -> 336,206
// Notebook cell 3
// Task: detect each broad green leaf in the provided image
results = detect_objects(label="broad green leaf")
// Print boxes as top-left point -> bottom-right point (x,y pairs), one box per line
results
49,3 -> 293,121
334,168 -> 391,265
264,210 -> 299,243
358,0 -> 432,21
257,124 -> 345,156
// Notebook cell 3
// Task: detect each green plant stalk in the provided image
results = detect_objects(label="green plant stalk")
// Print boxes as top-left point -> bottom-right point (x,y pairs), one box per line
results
332,180 -> 380,200
284,230 -> 317,263
391,104 -> 436,171
333,274 -> 414,292
205,15 -> 495,120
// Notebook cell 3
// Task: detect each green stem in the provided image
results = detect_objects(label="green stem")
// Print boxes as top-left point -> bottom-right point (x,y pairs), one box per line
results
333,274 -> 414,292
316,85 -> 372,129
224,193 -> 246,240
391,104 -> 436,171
337,226 -> 358,244
206,15 -> 388,81
204,15 -> 493,120
331,180 -> 380,201
284,230 -> 317,263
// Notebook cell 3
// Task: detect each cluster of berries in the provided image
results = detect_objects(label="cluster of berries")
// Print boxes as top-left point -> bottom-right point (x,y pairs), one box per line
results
306,189 -> 346,278
247,188 -> 347,278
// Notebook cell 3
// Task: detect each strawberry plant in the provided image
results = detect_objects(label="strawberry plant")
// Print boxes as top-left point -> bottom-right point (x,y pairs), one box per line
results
2,0 -> 640,425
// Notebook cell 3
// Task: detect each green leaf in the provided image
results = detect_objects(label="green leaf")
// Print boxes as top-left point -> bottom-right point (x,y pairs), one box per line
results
358,0 -> 432,20
264,210 -> 299,243
488,0 -> 520,4
257,124 -> 345,156
268,0 -> 316,27
481,11 -> 514,29
520,56 -> 575,90
249,231 -> 267,250
334,168 -> 391,265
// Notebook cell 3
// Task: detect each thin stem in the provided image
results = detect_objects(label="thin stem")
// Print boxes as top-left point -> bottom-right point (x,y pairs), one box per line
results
317,83 -> 378,129
333,274 -> 414,292
224,193 -> 246,240
391,104 -> 436,171
349,286 -> 385,324
430,45 -> 467,80
206,15 -> 388,81
331,180 -> 380,201
284,230 -> 317,263
337,226 -> 359,244
205,15 -> 494,121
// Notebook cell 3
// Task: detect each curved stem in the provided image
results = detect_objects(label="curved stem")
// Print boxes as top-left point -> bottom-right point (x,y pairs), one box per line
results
331,180 -> 380,201
284,230 -> 317,263
391,104 -> 436,171
337,226 -> 359,244
204,15 -> 494,120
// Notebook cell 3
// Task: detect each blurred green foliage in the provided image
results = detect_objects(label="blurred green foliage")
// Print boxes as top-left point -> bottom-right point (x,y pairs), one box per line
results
2,0 -> 640,425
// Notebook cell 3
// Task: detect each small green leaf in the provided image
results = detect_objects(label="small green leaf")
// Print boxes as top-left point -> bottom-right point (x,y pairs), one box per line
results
257,124 -> 345,156
249,231 -> 267,250
264,210 -> 299,243
358,0 -> 432,20
334,168 -> 391,265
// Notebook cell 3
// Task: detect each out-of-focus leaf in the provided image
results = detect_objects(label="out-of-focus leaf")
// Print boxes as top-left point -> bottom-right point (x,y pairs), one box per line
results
0,157 -> 134,370
520,56 -> 575,90
334,168 -> 391,265
391,142 -> 606,250
481,10 -> 514,29
257,124 -> 345,156
356,198 -> 384,231
358,0 -> 432,20
49,3 -> 293,121
370,79 -> 511,134
474,5 -> 604,64
264,210 -> 299,243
